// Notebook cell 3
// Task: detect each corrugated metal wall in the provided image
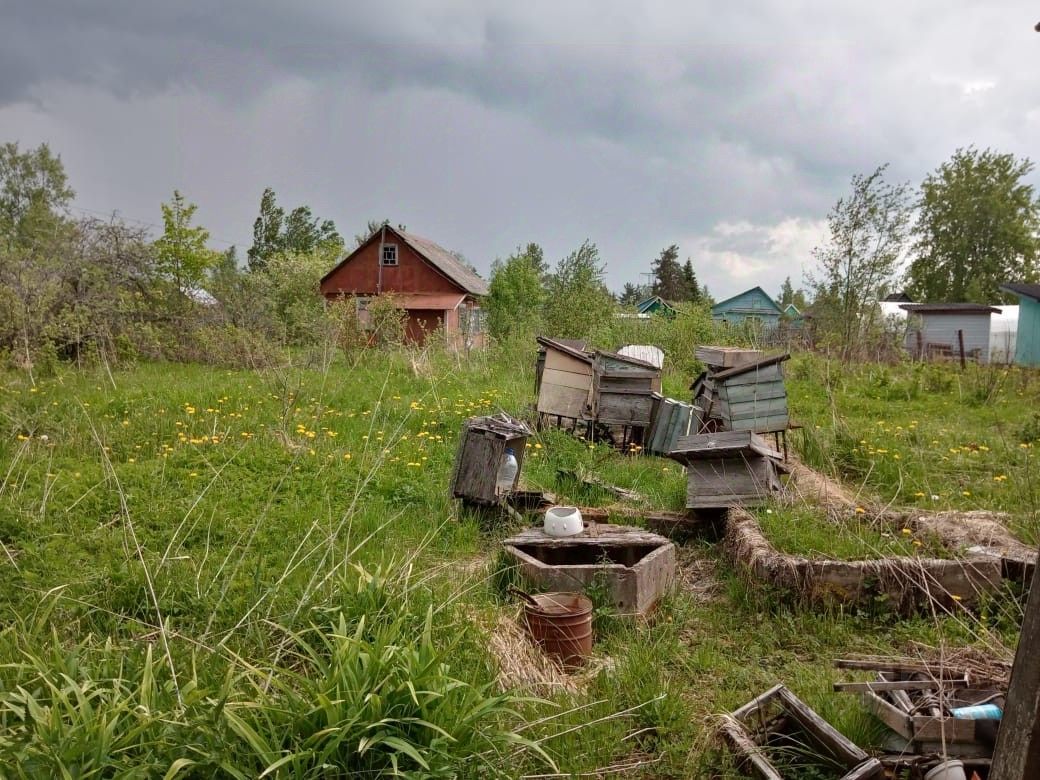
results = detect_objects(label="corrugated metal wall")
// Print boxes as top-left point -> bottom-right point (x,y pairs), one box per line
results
906,313 -> 992,363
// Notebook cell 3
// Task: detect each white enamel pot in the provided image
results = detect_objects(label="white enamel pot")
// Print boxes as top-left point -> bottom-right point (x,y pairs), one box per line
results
544,506 -> 583,537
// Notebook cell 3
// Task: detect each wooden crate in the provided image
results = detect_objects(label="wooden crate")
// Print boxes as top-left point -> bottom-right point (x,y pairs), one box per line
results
449,414 -> 533,506
721,684 -> 883,780
695,354 -> 791,435
535,337 -> 595,421
590,352 -> 661,425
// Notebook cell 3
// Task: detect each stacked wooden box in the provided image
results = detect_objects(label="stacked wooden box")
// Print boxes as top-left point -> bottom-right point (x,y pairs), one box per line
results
692,348 -> 790,435
667,430 -> 783,509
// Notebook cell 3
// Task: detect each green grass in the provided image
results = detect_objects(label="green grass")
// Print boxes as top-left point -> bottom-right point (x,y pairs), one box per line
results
0,347 -> 1032,776
756,504 -> 950,560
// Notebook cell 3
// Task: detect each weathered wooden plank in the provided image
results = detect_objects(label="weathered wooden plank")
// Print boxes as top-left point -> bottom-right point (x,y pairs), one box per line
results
718,382 -> 789,403
717,363 -> 786,387
715,396 -> 790,419
719,715 -> 785,780
833,679 -> 969,693
540,367 -> 594,391
597,392 -> 655,424
671,431 -> 782,461
544,347 -> 593,374
536,383 -> 588,419
729,414 -> 790,434
695,346 -> 763,368
777,686 -> 870,765
860,690 -> 913,738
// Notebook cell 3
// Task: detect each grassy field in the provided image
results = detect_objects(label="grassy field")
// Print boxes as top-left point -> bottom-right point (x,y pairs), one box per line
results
0,347 -> 1035,777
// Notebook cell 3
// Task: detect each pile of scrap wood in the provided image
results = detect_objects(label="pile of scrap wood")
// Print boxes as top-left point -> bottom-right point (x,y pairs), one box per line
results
667,431 -> 785,509
692,347 -> 790,435
834,658 -> 1006,765
721,684 -> 883,779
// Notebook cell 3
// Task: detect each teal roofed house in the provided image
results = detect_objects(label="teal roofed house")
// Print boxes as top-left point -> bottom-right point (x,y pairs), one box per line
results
636,295 -> 678,318
711,286 -> 784,329
1001,283 -> 1040,367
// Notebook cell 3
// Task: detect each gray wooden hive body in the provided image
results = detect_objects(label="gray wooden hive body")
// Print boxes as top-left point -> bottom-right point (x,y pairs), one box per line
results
667,430 -> 783,509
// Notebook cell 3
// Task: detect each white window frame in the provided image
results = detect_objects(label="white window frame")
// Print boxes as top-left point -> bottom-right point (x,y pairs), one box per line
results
380,244 -> 398,266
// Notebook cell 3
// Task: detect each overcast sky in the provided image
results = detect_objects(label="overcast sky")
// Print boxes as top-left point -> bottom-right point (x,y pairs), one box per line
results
3,2 -> 1038,298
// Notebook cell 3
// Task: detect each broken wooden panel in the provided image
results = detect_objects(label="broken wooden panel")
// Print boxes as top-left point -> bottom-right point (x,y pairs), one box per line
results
722,684 -> 884,780
449,413 -> 533,506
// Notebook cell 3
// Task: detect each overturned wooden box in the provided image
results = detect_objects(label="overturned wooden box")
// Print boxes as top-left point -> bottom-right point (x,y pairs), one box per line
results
720,684 -> 883,780
667,431 -> 783,509
449,413 -> 533,506
502,525 -> 675,616
645,397 -> 697,456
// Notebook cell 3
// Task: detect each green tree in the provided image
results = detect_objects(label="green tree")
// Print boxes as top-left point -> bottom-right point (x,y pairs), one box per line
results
154,190 -> 218,290
808,165 -> 912,359
682,259 -> 702,303
544,240 -> 614,339
907,148 -> 1040,302
485,244 -> 546,339
618,282 -> 648,306
248,188 -> 342,272
777,276 -> 808,310
355,219 -> 390,247
0,141 -> 74,248
651,244 -> 685,300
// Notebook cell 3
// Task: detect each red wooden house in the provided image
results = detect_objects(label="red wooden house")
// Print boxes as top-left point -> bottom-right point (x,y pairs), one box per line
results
319,224 -> 488,346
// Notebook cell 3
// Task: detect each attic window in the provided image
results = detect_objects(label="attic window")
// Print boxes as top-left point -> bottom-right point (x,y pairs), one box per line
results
381,244 -> 398,266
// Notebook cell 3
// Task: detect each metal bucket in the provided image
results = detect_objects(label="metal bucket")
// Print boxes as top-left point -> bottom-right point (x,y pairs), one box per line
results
523,591 -> 593,667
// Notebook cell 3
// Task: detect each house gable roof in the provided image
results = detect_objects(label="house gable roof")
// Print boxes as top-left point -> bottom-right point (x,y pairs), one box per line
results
900,303 -> 1000,315
636,295 -> 677,315
321,225 -> 489,296
1001,283 -> 1040,302
711,286 -> 784,316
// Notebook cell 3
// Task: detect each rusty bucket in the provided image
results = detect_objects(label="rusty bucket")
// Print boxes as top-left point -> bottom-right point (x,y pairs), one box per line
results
522,591 -> 593,668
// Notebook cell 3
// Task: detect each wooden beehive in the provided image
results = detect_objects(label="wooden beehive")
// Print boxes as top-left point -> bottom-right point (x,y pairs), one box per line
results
645,397 -> 697,456
535,337 -> 595,422
695,345 -> 762,369
667,431 -> 783,509
449,413 -> 533,506
589,351 -> 661,426
693,353 -> 790,435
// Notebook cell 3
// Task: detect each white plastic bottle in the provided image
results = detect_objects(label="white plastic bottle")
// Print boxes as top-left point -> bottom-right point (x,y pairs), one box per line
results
496,447 -> 518,495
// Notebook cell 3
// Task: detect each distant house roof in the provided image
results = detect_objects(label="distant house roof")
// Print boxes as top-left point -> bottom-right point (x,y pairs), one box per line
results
636,295 -> 678,316
900,303 -> 1000,314
883,291 -> 914,303
711,286 -> 784,315
321,225 -> 488,296
1001,283 -> 1040,302
783,303 -> 801,317
182,286 -> 218,306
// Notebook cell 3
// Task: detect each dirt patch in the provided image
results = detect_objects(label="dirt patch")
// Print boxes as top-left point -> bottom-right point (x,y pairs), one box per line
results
675,546 -> 722,604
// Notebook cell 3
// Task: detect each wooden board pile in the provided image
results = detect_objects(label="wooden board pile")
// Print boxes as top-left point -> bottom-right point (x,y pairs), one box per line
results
692,348 -> 790,435
667,430 -> 784,509
834,659 -> 1005,763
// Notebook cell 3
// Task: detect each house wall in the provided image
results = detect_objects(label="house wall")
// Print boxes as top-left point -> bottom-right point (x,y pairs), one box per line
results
712,288 -> 781,327
1016,298 -> 1040,367
320,233 -> 463,297
405,309 -> 445,344
905,313 -> 993,363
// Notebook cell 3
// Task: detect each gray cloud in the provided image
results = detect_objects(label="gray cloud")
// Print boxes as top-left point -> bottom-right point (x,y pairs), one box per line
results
2,1 -> 1038,297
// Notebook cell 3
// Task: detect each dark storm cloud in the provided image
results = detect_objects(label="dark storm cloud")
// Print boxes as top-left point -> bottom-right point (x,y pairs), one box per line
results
2,1 -> 1037,296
